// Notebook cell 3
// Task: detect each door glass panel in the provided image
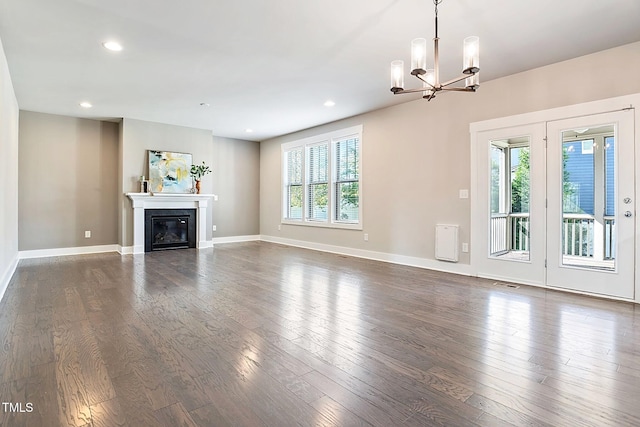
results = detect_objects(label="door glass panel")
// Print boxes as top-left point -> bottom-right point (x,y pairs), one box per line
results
604,136 -> 615,260
561,125 -> 615,270
489,137 -> 530,261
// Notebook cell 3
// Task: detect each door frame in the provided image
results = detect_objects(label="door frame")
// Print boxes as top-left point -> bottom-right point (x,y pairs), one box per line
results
470,93 -> 640,302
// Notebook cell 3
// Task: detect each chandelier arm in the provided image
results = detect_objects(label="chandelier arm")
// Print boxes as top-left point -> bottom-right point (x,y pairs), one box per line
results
391,87 -> 429,95
440,87 -> 476,92
440,73 -> 473,88
415,73 -> 436,90
393,86 -> 474,96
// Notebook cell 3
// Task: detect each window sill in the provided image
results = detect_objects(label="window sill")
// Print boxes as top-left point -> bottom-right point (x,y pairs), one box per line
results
281,219 -> 362,231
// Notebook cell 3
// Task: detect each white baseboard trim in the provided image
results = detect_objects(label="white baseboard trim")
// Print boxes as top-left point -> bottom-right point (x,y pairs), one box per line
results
212,235 -> 261,244
118,245 -> 134,255
260,235 -> 472,276
0,254 -> 19,304
18,244 -> 120,260
199,240 -> 215,249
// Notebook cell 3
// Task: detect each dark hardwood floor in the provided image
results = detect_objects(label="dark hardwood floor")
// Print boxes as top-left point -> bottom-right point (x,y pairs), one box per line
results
1,241 -> 639,426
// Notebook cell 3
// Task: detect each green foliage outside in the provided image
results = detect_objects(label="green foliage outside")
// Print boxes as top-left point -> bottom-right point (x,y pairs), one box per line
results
289,185 -> 303,218
511,148 -> 530,213
337,140 -> 359,220
311,184 -> 328,218
505,147 -> 575,214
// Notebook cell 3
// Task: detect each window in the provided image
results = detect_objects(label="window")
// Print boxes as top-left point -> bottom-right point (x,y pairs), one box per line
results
282,125 -> 362,229
335,137 -> 360,223
284,147 -> 303,220
307,143 -> 329,221
581,140 -> 594,154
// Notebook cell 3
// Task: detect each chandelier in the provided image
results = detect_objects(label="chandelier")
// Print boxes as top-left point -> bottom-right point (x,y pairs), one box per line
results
390,0 -> 479,101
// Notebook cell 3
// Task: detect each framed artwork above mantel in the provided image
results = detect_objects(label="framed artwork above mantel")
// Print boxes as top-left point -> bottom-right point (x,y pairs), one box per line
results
148,150 -> 193,193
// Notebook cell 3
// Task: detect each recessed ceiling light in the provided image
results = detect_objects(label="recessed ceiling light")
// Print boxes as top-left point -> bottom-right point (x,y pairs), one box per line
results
245,129 -> 253,133
79,102 -> 93,108
324,100 -> 336,107
199,102 -> 210,107
102,41 -> 123,52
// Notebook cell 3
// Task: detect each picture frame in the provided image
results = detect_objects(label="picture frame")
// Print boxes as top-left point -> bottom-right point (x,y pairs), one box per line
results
148,150 -> 193,193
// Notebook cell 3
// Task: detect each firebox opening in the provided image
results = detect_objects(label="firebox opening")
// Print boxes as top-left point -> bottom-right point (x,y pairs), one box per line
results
144,209 -> 196,252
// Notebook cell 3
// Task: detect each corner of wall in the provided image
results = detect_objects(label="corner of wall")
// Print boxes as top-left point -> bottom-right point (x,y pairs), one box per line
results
0,36 -> 20,303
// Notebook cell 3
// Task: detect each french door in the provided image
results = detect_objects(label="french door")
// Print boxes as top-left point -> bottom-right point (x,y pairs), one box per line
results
546,111 -> 635,298
473,123 -> 546,286
472,106 -> 636,299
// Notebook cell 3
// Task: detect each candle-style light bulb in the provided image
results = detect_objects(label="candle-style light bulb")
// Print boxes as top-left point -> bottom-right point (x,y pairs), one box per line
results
390,60 -> 405,93
463,36 -> 479,74
411,38 -> 427,75
422,69 -> 436,99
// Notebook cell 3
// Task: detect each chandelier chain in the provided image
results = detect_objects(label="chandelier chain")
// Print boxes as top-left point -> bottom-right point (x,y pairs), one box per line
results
434,0 -> 442,38
434,0 -> 443,15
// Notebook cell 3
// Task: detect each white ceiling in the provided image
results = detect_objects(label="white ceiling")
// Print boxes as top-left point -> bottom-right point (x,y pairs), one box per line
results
1,0 -> 639,141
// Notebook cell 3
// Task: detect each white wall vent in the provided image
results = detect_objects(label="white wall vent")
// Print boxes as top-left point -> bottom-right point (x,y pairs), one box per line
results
435,224 -> 459,262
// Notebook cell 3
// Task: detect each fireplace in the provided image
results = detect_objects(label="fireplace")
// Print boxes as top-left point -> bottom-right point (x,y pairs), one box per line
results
144,209 -> 196,252
126,193 -> 213,255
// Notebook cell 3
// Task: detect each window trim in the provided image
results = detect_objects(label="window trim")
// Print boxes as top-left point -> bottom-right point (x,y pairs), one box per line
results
281,125 -> 363,230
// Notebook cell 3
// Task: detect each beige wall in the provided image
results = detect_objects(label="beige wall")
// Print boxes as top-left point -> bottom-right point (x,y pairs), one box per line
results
119,118 -> 214,247
0,37 -> 19,293
260,41 -> 640,265
16,114 -> 260,252
211,136 -> 260,237
18,111 -> 119,250
119,119 -> 260,246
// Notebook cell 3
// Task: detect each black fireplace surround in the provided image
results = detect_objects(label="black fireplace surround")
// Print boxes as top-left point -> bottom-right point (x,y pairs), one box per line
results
144,209 -> 197,252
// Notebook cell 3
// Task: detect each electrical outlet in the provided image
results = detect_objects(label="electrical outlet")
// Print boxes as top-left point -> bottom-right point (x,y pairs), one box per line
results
462,242 -> 469,253
364,233 -> 369,241
459,189 -> 469,199
278,224 -> 282,231
212,225 -> 217,232
213,194 -> 219,201
84,230 -> 91,238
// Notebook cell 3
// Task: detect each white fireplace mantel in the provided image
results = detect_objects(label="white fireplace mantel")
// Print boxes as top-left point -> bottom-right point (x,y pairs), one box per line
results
126,192 -> 216,254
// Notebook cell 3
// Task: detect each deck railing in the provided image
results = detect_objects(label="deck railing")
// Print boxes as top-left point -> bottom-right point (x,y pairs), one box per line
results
604,216 -> 615,259
510,213 -> 530,252
490,213 -> 616,259
490,214 -> 508,255
562,214 -> 593,257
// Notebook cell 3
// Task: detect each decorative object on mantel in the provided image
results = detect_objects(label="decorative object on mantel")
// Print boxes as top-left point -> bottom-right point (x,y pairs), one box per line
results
139,175 -> 149,193
190,161 -> 211,194
148,150 -> 193,193
389,0 -> 479,101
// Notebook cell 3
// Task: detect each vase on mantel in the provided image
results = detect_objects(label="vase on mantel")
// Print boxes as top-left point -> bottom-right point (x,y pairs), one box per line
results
195,180 -> 201,194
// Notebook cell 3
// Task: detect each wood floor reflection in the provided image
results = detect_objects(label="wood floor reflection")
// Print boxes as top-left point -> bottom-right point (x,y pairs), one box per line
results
1,241 -> 639,426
